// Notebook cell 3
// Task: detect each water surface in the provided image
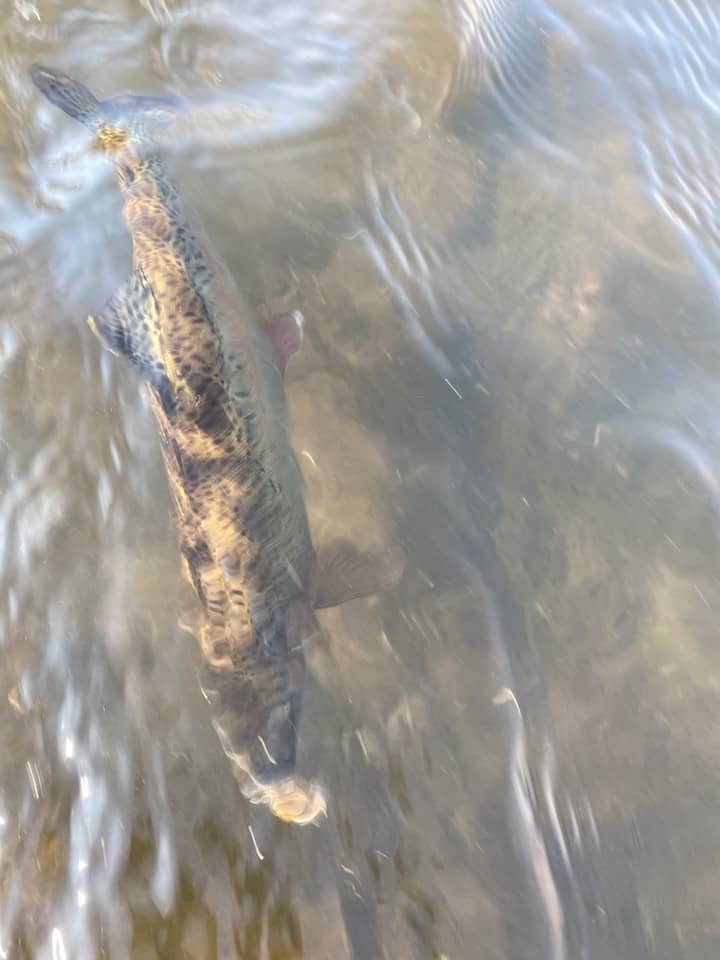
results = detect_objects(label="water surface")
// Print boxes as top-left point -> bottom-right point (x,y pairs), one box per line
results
2,0 -> 720,957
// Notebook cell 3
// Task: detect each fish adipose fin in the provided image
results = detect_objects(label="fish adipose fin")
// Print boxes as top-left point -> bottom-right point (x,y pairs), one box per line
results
311,539 -> 405,609
264,310 -> 304,377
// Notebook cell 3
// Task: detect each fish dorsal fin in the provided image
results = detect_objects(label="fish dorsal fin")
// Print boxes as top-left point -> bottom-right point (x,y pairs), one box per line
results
311,539 -> 405,609
89,268 -> 162,372
89,269 -> 177,412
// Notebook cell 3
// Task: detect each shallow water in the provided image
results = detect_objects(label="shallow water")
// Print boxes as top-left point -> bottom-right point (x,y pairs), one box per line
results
2,0 -> 720,956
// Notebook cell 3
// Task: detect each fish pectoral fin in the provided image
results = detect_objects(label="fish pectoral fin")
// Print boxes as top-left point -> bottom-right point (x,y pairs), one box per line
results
311,539 -> 405,609
264,310 -> 304,377
88,268 -> 162,374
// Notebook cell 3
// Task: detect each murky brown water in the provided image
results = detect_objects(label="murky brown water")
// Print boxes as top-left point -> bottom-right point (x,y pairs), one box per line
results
3,0 -> 720,956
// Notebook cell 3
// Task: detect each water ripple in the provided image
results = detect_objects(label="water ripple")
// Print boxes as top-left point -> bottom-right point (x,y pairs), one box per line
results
570,0 -> 720,287
443,0 -> 582,161
150,0 -> 401,149
359,158 -> 457,376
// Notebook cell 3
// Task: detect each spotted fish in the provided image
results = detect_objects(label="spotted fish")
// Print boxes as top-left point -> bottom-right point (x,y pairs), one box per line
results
31,64 -> 403,824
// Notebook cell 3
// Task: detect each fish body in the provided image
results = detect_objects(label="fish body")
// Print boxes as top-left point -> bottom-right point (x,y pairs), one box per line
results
31,65 -> 403,823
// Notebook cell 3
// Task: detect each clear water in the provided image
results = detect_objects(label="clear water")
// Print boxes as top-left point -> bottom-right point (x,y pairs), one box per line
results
2,0 -> 720,956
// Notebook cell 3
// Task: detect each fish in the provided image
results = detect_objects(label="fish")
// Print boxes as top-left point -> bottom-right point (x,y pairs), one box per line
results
31,64 -> 404,824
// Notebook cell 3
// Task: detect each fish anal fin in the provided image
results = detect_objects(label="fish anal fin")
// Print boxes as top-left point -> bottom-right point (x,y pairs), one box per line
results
264,310 -> 304,376
311,539 -> 405,609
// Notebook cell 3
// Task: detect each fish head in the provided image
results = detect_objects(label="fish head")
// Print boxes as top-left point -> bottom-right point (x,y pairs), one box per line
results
202,650 -> 302,780
241,665 -> 304,782
201,596 -> 327,822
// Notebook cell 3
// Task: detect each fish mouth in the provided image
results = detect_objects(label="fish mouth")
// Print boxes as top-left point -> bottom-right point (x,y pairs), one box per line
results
216,729 -> 327,825
238,767 -> 327,826
208,697 -> 327,825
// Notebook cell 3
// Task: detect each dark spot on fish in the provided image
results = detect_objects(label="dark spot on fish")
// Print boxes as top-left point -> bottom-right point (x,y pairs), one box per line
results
102,318 -> 130,356
196,401 -> 231,435
181,539 -> 212,569
154,375 -> 176,416
178,454 -> 215,486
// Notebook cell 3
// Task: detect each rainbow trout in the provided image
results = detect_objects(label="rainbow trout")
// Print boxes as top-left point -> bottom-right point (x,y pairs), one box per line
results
31,65 -> 403,824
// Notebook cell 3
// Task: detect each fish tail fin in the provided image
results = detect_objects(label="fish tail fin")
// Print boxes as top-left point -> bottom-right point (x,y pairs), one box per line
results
30,64 -> 103,129
31,64 -> 182,142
